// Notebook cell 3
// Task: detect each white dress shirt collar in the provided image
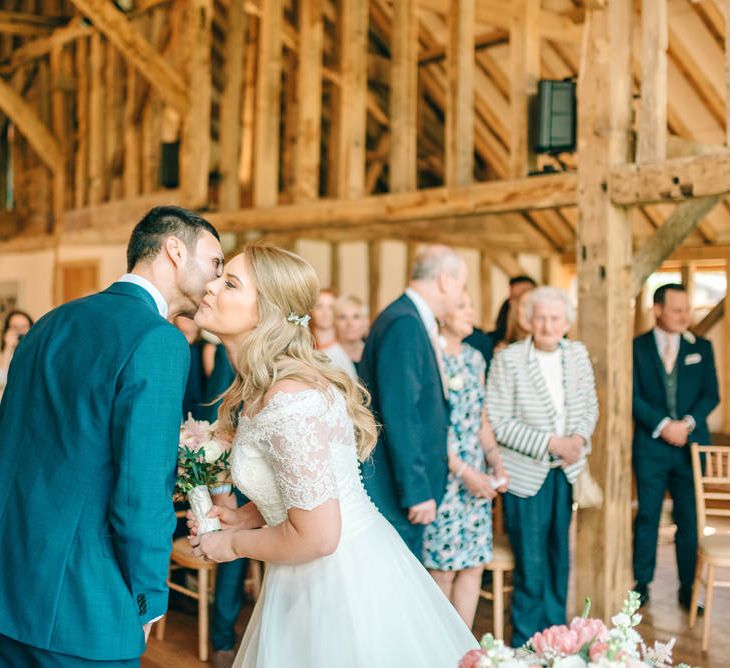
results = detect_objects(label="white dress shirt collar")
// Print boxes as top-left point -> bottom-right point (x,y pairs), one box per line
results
405,287 -> 438,335
118,273 -> 169,318
653,327 -> 680,356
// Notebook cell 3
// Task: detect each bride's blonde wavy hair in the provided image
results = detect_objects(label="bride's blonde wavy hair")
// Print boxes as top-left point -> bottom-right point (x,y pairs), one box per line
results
217,244 -> 377,461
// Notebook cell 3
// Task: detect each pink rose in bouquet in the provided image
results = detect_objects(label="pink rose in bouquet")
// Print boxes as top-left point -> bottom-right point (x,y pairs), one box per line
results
458,649 -> 488,668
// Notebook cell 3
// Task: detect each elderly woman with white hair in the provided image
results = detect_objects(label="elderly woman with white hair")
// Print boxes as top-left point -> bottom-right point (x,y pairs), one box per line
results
485,286 -> 598,647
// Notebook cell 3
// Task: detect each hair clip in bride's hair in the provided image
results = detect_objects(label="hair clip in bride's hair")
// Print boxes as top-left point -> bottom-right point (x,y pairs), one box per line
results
287,313 -> 311,328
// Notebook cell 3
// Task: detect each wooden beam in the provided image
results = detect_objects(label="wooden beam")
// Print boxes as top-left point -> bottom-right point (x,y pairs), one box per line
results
88,31 -> 105,204
509,0 -> 540,177
336,0 -> 368,199
218,0 -> 246,210
208,171 -> 577,231
488,251 -> 530,279
50,44 -> 67,230
726,0 -> 730,148
0,18 -> 91,74
0,11 -> 62,36
253,0 -> 282,207
368,240 -> 381,321
575,0 -> 634,620
180,0 -> 212,209
389,0 -> 418,192
0,75 -> 62,174
294,0 -> 324,202
445,0 -> 474,186
123,64 -> 140,198
610,152 -> 730,204
68,0 -> 189,115
74,36 -> 89,208
405,241 -> 417,284
479,250 -> 493,329
630,196 -> 721,296
637,0 -> 667,163
691,296 -> 724,338
330,242 -> 340,293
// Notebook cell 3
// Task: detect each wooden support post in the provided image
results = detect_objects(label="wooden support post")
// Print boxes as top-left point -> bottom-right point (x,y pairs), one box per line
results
630,197 -> 721,296
445,0 -> 475,186
389,0 -> 418,192
681,262 -> 695,306
480,250 -> 493,330
88,31 -> 105,204
239,21 -> 257,193
726,0 -> 730,148
50,44 -> 66,229
180,0 -> 212,209
330,242 -> 340,293
219,0 -> 246,211
575,1 -> 634,619
336,0 -> 368,199
123,64 -> 140,198
368,240 -> 381,322
405,241 -> 417,285
294,0 -> 323,202
634,284 -> 646,336
253,0 -> 282,207
720,258 -> 730,434
509,0 -> 540,178
637,0 -> 667,163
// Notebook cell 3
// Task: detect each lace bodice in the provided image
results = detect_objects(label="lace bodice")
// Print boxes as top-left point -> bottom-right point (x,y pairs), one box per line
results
231,388 -> 376,531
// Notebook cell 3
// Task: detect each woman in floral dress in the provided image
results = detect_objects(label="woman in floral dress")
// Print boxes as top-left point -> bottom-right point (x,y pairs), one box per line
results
423,292 -> 509,628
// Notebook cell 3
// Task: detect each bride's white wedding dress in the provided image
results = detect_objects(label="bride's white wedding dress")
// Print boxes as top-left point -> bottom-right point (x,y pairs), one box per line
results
230,387 -> 479,667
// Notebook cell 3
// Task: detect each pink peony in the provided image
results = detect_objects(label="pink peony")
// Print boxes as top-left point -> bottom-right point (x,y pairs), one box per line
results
569,616 -> 608,648
458,649 -> 487,668
530,624 -> 581,657
589,642 -> 610,662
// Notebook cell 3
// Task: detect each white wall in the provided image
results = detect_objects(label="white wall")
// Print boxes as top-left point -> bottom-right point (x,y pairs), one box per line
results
0,250 -> 55,319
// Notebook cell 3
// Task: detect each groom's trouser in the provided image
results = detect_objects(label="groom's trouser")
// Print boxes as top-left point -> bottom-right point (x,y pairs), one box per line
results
502,469 -> 572,648
211,488 -> 249,651
633,444 -> 698,598
0,634 -> 138,668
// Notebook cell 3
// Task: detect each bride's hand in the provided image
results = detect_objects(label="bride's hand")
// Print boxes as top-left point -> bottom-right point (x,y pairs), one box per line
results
186,505 -> 240,536
189,529 -> 238,563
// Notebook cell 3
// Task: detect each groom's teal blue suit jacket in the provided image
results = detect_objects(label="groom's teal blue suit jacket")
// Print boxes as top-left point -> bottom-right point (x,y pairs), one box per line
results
0,282 -> 189,660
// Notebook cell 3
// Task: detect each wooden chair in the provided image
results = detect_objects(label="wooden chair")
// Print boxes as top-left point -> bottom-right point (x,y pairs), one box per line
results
154,509 -> 264,661
155,534 -> 217,662
688,444 -> 730,652
479,534 -> 515,640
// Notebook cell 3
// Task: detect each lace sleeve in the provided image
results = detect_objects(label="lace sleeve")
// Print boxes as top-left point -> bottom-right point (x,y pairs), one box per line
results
265,393 -> 339,511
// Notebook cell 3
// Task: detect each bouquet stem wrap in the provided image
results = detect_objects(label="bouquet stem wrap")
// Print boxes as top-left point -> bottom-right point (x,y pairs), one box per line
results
188,485 -> 221,535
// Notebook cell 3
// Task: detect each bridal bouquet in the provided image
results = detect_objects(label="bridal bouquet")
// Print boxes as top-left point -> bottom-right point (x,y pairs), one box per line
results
176,415 -> 233,535
459,592 -> 691,668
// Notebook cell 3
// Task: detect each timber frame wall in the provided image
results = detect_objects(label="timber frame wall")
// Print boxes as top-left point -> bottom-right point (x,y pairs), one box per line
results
2,1 -> 730,616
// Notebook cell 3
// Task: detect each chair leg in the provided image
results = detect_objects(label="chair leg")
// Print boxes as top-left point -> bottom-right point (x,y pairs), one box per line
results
250,560 -> 262,601
198,568 -> 209,662
688,553 -> 703,629
701,564 -> 715,653
493,568 -> 504,641
154,615 -> 166,641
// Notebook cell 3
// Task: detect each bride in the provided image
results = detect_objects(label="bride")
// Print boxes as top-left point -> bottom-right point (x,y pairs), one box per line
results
188,244 -> 478,667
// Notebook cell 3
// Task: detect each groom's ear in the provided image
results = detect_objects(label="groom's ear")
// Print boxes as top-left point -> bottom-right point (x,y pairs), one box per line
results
163,235 -> 187,269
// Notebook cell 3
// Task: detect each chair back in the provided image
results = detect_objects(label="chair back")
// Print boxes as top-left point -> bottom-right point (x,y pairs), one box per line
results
690,444 -> 730,537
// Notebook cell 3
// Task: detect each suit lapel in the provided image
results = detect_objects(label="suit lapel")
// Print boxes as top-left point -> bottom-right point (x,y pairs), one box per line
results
401,294 -> 448,402
676,334 -> 691,392
646,331 -> 668,389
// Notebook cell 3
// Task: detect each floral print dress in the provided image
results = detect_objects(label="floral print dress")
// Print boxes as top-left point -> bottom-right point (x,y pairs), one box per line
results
423,343 -> 493,571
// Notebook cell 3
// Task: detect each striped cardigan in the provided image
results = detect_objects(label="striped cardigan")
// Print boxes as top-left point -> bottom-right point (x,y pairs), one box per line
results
485,337 -> 599,498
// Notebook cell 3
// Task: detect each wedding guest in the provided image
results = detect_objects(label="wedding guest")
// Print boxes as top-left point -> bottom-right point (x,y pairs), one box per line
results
334,295 -> 368,373
423,291 -> 508,627
494,286 -> 534,354
0,310 -> 33,402
632,283 -> 719,612
311,288 -> 357,380
360,245 -> 468,557
486,286 -> 598,647
175,315 -> 211,420
491,275 -> 536,343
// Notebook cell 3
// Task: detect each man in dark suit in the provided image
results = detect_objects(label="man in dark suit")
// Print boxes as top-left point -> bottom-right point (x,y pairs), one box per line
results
632,283 -> 719,611
360,245 -> 467,558
0,206 -> 223,666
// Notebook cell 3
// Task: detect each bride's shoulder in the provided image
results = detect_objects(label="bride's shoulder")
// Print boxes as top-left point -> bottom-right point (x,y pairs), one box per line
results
258,380 -> 333,421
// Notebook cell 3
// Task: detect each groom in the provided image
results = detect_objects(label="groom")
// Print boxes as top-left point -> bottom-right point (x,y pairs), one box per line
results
0,206 -> 223,666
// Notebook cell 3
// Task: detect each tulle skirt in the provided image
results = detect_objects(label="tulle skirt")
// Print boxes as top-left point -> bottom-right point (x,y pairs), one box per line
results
233,511 -> 479,667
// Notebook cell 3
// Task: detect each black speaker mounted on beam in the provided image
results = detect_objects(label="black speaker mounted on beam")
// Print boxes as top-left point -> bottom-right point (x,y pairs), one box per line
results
532,79 -> 576,155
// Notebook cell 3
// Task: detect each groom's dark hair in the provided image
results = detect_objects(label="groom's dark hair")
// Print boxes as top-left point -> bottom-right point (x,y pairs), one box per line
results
127,206 -> 220,271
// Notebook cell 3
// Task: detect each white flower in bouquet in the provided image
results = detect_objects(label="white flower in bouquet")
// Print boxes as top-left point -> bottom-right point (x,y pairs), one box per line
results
200,439 -> 224,464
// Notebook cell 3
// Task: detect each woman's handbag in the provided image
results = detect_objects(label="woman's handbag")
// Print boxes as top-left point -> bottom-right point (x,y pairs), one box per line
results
574,462 -> 603,509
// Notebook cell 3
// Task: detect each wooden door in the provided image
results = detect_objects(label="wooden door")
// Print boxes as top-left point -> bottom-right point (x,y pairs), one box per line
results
56,260 -> 99,305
